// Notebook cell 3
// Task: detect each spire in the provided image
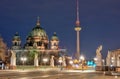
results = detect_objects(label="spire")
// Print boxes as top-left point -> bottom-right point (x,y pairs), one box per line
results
36,16 -> 40,26
76,0 -> 80,27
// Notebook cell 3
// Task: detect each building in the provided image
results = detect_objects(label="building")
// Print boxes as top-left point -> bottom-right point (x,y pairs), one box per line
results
10,18 -> 67,68
106,49 -> 120,67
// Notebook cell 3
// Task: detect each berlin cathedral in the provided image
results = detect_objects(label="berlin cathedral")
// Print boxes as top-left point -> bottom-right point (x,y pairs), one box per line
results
0,18 -> 67,69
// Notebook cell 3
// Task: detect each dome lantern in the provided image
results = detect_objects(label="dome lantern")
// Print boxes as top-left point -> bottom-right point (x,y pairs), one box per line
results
36,16 -> 40,27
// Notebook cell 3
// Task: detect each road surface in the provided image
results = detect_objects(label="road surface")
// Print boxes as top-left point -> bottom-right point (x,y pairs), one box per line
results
0,69 -> 119,79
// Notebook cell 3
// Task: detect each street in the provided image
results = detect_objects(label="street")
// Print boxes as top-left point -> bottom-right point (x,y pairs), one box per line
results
0,69 -> 119,79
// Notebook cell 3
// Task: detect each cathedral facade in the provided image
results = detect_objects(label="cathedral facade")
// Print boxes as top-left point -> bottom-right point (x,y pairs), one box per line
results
10,18 -> 67,68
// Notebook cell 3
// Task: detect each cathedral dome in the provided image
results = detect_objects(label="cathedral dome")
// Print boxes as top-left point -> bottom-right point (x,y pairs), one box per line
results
29,18 -> 48,38
51,32 -> 59,41
30,26 -> 47,37
25,17 -> 49,49
12,32 -> 21,41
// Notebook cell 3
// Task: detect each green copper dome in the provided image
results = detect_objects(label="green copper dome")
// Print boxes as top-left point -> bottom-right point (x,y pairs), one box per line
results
25,18 -> 49,49
30,26 -> 47,37
51,32 -> 59,41
12,32 -> 21,41
29,18 -> 48,38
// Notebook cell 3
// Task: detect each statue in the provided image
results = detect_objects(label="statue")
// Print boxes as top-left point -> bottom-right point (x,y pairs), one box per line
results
96,45 -> 102,56
96,45 -> 102,66
10,50 -> 16,67
34,53 -> 38,59
50,55 -> 54,67
34,53 -> 38,67
33,42 -> 37,49
11,50 -> 16,58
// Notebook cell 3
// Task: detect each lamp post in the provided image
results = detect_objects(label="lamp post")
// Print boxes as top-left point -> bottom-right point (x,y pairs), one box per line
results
80,56 -> 85,71
69,60 -> 73,65
59,57 -> 63,70
43,58 -> 48,68
20,57 -> 27,70
94,57 -> 97,62
69,60 -> 73,69
94,57 -> 97,70
102,59 -> 105,74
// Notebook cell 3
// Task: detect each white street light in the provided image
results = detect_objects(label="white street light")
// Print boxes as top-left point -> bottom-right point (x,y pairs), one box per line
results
102,59 -> 105,74
94,57 -> 97,67
80,56 -> 85,71
21,57 -> 27,62
93,57 -> 97,70
69,60 -> 73,65
59,57 -> 63,70
59,60 -> 62,63
80,56 -> 85,60
69,60 -> 73,69
94,57 -> 97,61
20,57 -> 27,70
43,58 -> 48,65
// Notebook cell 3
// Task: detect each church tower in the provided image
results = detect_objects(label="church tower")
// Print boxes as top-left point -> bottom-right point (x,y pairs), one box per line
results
74,0 -> 81,60
50,32 -> 59,50
12,32 -> 21,50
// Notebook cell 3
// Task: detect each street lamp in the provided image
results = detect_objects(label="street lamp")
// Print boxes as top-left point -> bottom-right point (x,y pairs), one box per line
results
20,57 -> 27,70
43,58 -> 48,66
69,60 -> 73,69
80,56 -> 85,71
69,60 -> 73,65
94,57 -> 97,61
59,57 -> 63,70
94,57 -> 97,65
102,59 -> 105,74
93,57 -> 97,70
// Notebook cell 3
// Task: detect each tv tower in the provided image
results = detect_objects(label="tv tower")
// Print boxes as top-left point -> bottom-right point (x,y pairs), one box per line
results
74,0 -> 81,60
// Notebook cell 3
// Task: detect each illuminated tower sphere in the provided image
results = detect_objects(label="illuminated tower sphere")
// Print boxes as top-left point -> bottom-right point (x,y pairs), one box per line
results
12,32 -> 21,50
74,0 -> 82,60
50,32 -> 59,50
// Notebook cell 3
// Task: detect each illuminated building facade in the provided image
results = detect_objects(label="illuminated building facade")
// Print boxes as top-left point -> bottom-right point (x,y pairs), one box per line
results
10,18 -> 67,67
106,49 -> 120,67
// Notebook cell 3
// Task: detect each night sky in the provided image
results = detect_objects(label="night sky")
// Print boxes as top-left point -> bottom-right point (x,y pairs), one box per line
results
0,0 -> 120,59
